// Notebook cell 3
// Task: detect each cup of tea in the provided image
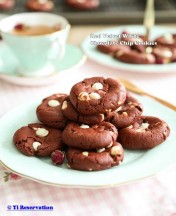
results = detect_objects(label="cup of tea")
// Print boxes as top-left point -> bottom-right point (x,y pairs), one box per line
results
0,12 -> 70,77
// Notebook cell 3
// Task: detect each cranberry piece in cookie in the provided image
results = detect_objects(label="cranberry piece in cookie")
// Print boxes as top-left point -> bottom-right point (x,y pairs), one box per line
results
70,77 -> 126,115
13,123 -> 63,156
118,116 -> 170,150
62,121 -> 118,150
66,142 -> 124,171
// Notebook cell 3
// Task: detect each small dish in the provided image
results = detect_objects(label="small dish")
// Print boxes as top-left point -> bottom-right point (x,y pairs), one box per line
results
0,42 -> 87,86
0,95 -> 175,188
81,25 -> 176,73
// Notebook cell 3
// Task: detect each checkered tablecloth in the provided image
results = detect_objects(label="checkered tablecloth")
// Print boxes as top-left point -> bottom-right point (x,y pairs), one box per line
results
1,59 -> 176,216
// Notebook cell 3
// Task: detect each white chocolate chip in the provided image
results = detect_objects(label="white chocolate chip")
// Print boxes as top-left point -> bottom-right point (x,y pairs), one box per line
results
32,127 -> 38,131
122,112 -> 128,116
36,128 -> 49,137
161,50 -> 172,58
118,101 -> 122,105
78,92 -> 90,101
164,33 -> 174,43
127,125 -> 133,129
110,146 -> 122,156
100,114 -> 104,121
136,123 -> 149,132
89,92 -> 101,100
88,168 -> 93,171
32,141 -> 41,151
48,99 -> 60,107
116,50 -> 124,57
145,46 -> 153,54
80,124 -> 90,129
62,101 -> 67,110
97,148 -> 105,153
82,151 -> 89,156
92,82 -> 103,90
115,106 -> 122,112
106,142 -> 113,148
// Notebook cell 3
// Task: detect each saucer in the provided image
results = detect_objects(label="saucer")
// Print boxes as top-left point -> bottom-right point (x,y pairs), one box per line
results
0,42 -> 87,86
82,25 -> 176,73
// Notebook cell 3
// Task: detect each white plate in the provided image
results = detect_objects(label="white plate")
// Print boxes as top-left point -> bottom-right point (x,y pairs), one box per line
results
0,42 -> 86,86
0,95 -> 176,188
82,25 -> 176,73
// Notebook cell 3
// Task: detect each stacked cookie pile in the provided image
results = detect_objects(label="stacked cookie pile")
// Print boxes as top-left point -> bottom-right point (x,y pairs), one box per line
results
13,77 -> 170,171
97,32 -> 176,64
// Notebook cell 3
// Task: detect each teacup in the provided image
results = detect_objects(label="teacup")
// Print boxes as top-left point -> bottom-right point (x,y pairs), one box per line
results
0,12 -> 70,77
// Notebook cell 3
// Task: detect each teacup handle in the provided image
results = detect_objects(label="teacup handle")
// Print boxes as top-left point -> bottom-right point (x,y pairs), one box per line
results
49,38 -> 65,60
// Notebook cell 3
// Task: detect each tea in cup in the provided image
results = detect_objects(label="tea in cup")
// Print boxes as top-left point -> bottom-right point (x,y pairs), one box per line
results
0,12 -> 70,77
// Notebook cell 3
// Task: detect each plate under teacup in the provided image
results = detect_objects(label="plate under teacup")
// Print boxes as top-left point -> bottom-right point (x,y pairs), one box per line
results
0,42 -> 87,86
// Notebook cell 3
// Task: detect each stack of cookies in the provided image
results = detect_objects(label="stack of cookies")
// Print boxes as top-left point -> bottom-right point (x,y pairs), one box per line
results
13,77 -> 170,171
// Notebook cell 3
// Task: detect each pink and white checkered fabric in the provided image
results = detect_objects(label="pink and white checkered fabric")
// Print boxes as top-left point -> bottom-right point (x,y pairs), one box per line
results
1,166 -> 176,216
1,60 -> 176,216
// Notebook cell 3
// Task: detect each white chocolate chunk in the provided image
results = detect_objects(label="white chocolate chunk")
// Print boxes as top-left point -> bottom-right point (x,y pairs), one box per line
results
48,99 -> 60,107
88,168 -> 93,171
80,124 -> 89,129
161,50 -> 172,58
122,111 -> 128,116
136,123 -> 149,132
92,82 -> 103,90
32,141 -> 41,151
100,114 -> 104,121
36,128 -> 49,137
145,47 -> 153,54
97,148 -> 105,153
115,106 -> 122,112
110,146 -> 122,156
82,151 -> 89,156
62,101 -> 67,110
32,127 -> 38,131
164,33 -> 174,43
127,125 -> 133,129
106,142 -> 113,148
89,92 -> 101,100
116,50 -> 124,57
118,101 -> 122,105
78,92 -> 90,101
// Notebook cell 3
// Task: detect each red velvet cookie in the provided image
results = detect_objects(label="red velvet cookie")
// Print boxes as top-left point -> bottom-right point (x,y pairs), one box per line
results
13,123 -> 63,156
152,46 -> 173,64
36,94 -> 68,129
66,0 -> 100,10
105,93 -> 143,129
61,96 -> 105,124
26,0 -> 54,11
62,121 -> 118,150
97,43 -> 130,55
70,77 -> 126,115
0,0 -> 15,9
118,116 -> 170,150
155,33 -> 176,48
66,142 -> 124,171
114,49 -> 155,64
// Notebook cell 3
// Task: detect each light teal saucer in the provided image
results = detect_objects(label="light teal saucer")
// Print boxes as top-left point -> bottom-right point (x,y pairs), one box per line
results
0,42 -> 87,86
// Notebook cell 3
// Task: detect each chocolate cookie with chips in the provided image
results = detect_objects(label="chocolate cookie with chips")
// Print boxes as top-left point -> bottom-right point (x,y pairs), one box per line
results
13,123 -> 63,156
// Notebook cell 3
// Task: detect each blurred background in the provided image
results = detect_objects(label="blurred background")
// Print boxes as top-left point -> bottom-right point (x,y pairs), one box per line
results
1,0 -> 176,24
